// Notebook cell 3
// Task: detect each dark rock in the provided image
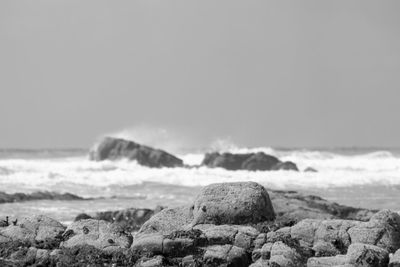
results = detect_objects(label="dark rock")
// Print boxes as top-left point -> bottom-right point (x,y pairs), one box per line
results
89,137 -> 183,168
74,213 -> 92,221
0,191 -> 86,204
201,152 -> 280,171
192,182 -> 275,225
242,152 -> 281,171
271,161 -> 299,171
304,167 -> 318,172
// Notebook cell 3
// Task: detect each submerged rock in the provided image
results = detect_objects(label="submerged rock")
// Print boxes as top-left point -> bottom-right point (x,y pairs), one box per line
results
89,137 -> 184,168
201,152 -> 299,171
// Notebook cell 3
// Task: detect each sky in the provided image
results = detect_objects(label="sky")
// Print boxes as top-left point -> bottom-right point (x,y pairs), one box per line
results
1,0 -> 400,149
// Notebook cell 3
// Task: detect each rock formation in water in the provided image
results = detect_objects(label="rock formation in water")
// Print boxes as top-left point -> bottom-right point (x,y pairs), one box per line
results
201,151 -> 299,171
89,137 -> 184,168
2,181 -> 397,267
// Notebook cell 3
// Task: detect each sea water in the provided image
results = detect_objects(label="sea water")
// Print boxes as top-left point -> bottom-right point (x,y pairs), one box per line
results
0,146 -> 400,224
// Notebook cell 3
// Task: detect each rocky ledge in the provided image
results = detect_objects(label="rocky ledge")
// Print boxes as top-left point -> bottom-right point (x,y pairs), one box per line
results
1,182 -> 398,267
0,191 -> 86,204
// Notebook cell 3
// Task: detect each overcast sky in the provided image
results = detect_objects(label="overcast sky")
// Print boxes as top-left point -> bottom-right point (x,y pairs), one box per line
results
1,0 -> 400,149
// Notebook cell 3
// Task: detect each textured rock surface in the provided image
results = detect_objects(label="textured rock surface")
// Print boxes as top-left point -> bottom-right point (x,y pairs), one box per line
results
0,215 -> 65,244
192,182 -> 275,225
0,182 -> 395,266
61,219 -> 133,252
138,206 -> 194,236
89,137 -> 184,168
389,249 -> 400,267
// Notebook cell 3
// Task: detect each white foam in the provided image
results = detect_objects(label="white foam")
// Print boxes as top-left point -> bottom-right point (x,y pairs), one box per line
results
0,148 -> 400,198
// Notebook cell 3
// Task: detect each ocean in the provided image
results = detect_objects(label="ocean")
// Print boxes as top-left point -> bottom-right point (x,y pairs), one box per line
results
1,146 -> 400,224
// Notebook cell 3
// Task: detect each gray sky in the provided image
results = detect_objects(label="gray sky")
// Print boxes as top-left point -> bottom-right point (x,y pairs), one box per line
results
1,0 -> 400,149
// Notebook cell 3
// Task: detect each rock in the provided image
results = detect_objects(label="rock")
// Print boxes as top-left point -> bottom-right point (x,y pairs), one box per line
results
249,258 -> 270,267
269,241 -> 303,267
304,167 -> 318,172
74,213 -> 92,221
193,224 -> 259,250
192,182 -> 275,225
131,233 -> 164,255
389,249 -> 400,267
61,219 -> 133,252
89,137 -> 183,168
0,191 -> 86,204
138,206 -> 193,236
201,152 -> 280,171
136,255 -> 165,267
307,255 -> 348,267
94,208 -> 157,232
272,161 -> 299,171
347,243 -> 389,267
203,245 -> 249,267
253,233 -> 267,249
348,210 -> 400,252
242,152 -> 281,171
269,190 -> 376,222
0,215 -> 65,244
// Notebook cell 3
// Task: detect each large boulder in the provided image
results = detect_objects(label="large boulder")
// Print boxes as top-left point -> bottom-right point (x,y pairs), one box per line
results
60,219 -> 133,252
192,182 -> 275,225
201,152 -> 298,171
89,137 -> 183,168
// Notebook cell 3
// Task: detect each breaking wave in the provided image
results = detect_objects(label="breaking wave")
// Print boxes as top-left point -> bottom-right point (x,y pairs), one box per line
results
0,146 -> 399,199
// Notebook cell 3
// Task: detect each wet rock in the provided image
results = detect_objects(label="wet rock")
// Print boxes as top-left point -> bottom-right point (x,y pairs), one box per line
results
89,137 -> 183,168
74,213 -> 92,221
347,243 -> 389,267
272,161 -> 299,171
192,182 -> 275,225
0,215 -> 65,245
304,167 -> 318,172
203,244 -> 249,267
242,152 -> 281,171
201,152 -> 280,171
61,219 -> 133,252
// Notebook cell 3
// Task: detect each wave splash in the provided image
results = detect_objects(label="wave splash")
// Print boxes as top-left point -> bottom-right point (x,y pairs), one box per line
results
0,146 -> 399,199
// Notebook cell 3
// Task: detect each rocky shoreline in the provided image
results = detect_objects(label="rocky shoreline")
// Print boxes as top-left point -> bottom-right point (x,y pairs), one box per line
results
1,181 -> 398,266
